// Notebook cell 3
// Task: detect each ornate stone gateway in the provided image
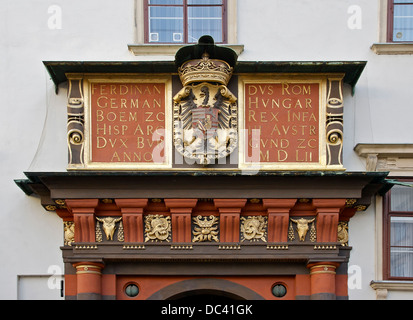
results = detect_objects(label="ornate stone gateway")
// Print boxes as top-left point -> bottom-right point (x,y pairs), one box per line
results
16,37 -> 392,301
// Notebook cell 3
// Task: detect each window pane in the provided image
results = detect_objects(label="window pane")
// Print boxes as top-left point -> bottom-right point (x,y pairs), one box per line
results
393,4 -> 413,41
149,0 -> 183,4
188,6 -> 222,43
390,247 -> 413,277
188,0 -> 223,4
149,6 -> 184,43
391,216 -> 413,246
391,185 -> 413,211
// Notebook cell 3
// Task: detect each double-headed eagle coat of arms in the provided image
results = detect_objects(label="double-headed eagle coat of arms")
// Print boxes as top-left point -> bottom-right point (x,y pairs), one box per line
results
174,38 -> 238,165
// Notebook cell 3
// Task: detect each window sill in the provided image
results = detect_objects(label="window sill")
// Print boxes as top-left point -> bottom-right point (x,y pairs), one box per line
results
371,42 -> 413,55
371,280 -> 413,291
128,44 -> 245,57
370,280 -> 413,299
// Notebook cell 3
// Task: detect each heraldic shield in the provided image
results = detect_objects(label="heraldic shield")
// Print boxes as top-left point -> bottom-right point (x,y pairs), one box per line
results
173,82 -> 238,165
173,37 -> 238,165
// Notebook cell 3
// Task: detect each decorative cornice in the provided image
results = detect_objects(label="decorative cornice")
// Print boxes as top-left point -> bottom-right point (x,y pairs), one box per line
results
355,144 -> 413,157
354,144 -> 413,174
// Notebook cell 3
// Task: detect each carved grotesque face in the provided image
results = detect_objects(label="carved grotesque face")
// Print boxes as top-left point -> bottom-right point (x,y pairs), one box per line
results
151,218 -> 168,240
243,219 -> 262,240
241,216 -> 267,242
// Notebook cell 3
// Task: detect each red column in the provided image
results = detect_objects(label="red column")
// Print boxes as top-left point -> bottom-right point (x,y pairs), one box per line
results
73,262 -> 104,300
115,199 -> 148,243
165,199 -> 198,243
214,199 -> 247,243
307,262 -> 340,300
66,199 -> 99,243
313,199 -> 346,242
263,199 -> 296,242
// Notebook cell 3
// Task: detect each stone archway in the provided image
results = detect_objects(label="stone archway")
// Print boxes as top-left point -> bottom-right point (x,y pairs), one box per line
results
147,278 -> 265,300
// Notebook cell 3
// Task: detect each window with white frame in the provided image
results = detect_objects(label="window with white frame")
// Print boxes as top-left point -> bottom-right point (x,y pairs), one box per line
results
145,0 -> 227,44
385,182 -> 413,279
388,0 -> 413,42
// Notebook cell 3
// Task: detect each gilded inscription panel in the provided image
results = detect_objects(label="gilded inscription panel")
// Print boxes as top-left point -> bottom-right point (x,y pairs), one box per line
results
79,76 -> 172,170
239,76 -> 338,171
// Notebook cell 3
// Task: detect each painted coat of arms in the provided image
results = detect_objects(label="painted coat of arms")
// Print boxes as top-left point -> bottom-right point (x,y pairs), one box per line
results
174,41 -> 238,165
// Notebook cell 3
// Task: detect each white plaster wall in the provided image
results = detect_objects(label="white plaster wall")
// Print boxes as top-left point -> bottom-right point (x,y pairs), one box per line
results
1,0 -> 412,299
348,207 -> 377,300
0,0 -> 135,299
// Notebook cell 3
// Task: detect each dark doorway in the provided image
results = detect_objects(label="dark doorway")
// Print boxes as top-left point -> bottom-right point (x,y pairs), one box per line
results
169,290 -> 244,302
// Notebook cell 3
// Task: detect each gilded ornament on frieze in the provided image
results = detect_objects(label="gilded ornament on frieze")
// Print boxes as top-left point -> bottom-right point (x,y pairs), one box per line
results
192,215 -> 219,242
64,221 -> 75,246
338,222 -> 349,246
95,217 -> 123,242
240,216 -> 267,243
289,218 -> 316,242
145,215 -> 171,243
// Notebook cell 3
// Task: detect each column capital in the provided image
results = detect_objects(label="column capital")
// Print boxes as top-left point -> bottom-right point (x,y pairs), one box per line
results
214,199 -> 247,213
66,199 -> 99,214
307,262 -> 340,274
313,199 -> 346,210
165,199 -> 198,214
115,199 -> 148,208
73,262 -> 105,274
262,199 -> 297,209
164,199 -> 198,207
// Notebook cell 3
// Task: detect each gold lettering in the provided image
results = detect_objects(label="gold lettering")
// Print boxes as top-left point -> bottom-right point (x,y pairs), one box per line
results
97,136 -> 106,149
134,124 -> 144,135
96,123 -> 106,135
144,152 -> 153,162
137,137 -> 144,149
278,150 -> 288,162
91,84 -> 98,95
261,112 -> 267,122
131,99 -> 139,108
260,150 -> 270,162
249,110 -> 257,122
145,112 -> 154,122
96,110 -> 104,122
310,125 -> 317,135
249,97 -> 259,109
97,96 -> 108,108
120,85 -> 129,95
153,85 -> 161,94
271,124 -> 281,136
129,112 -> 138,122
282,98 -> 292,109
111,151 -> 120,162
249,85 -> 257,96
153,99 -> 161,108
156,112 -> 165,122
282,83 -> 290,95
119,112 -> 127,122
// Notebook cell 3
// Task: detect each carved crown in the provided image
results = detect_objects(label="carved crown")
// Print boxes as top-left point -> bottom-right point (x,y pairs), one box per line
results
178,53 -> 233,87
